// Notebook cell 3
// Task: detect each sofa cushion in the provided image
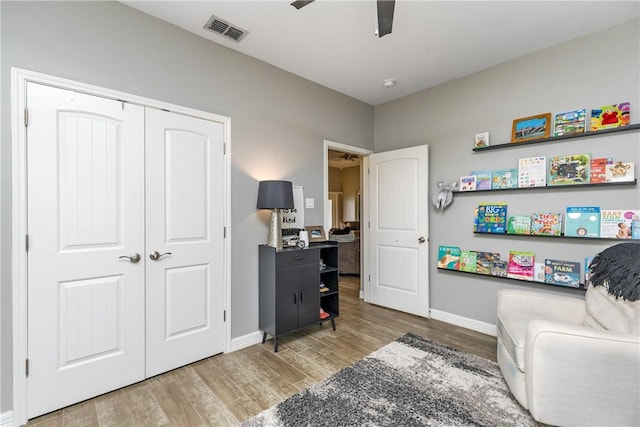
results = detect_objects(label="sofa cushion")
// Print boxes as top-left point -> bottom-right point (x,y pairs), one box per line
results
498,309 -> 581,372
584,285 -> 640,335
498,310 -> 531,372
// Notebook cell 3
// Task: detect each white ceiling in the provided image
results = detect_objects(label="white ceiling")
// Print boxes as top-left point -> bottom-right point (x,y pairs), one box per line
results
122,1 -> 639,106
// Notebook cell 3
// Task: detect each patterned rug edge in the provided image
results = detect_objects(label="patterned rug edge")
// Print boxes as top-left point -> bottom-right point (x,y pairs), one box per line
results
243,332 -> 533,427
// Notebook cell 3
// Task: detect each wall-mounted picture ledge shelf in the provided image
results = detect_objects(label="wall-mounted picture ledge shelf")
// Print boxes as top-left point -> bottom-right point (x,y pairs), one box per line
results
437,267 -> 587,291
472,123 -> 640,152
473,231 -> 636,242
454,179 -> 636,194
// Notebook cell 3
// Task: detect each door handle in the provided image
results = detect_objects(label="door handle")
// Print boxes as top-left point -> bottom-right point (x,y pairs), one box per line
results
149,251 -> 172,261
418,237 -> 426,243
119,253 -> 141,263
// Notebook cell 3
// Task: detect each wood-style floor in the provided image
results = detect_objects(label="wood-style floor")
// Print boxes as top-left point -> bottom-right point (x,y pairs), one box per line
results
28,276 -> 497,426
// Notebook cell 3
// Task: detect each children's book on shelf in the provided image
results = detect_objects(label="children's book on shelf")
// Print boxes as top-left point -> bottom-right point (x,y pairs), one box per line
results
475,252 -> 500,275
600,210 -> 640,239
459,251 -> 478,272
437,246 -> 461,270
518,156 -> 546,188
492,168 -> 518,189
584,256 -> 594,287
507,251 -> 535,281
548,153 -> 591,185
476,203 -> 507,234
590,157 -> 611,183
473,207 -> 478,232
530,212 -> 563,236
554,109 -> 586,136
459,175 -> 477,191
474,132 -> 489,148
491,260 -> 508,277
470,170 -> 492,191
507,215 -> 531,235
533,262 -> 546,283
605,161 -> 635,182
633,214 -> 640,239
564,207 -> 600,237
544,259 -> 580,288
590,102 -> 630,131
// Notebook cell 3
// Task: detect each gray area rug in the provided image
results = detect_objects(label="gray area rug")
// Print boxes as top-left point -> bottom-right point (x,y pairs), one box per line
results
243,333 -> 533,426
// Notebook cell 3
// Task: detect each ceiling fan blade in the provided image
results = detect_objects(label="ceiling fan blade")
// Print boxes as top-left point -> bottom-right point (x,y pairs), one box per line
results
291,0 -> 315,9
377,0 -> 395,38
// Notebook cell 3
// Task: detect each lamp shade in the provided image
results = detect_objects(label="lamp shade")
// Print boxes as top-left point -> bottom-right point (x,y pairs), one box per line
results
256,180 -> 294,209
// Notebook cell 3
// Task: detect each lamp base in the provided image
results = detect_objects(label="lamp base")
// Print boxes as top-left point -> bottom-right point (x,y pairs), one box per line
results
267,209 -> 283,250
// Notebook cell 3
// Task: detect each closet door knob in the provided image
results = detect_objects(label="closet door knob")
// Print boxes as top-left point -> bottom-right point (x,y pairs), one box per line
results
119,253 -> 141,263
149,251 -> 172,261
418,237 -> 426,243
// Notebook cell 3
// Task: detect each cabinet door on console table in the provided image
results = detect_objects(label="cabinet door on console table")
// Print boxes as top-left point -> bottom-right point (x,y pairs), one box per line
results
259,245 -> 320,352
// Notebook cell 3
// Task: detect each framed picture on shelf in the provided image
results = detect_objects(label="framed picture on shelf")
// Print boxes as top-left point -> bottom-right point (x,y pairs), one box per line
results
511,113 -> 551,143
305,225 -> 326,242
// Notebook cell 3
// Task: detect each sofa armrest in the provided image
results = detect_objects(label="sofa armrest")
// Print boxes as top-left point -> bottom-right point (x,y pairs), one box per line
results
525,319 -> 640,426
498,289 -> 586,320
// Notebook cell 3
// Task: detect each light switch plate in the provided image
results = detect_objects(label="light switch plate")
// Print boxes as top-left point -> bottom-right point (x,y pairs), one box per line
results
305,198 -> 314,208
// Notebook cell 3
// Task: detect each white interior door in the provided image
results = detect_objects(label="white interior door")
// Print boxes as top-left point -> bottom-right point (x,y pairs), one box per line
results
144,108 -> 226,377
368,145 -> 429,317
26,83 -> 146,417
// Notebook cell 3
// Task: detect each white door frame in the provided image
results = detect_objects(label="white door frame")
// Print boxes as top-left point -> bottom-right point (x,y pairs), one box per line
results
11,68 -> 232,426
323,140 -> 373,300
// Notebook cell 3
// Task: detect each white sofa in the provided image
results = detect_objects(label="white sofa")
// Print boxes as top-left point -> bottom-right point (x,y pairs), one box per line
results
497,287 -> 640,426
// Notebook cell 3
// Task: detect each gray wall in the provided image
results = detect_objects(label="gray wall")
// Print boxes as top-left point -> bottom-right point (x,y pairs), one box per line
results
2,0 -> 638,416
0,1 -> 374,411
374,19 -> 640,324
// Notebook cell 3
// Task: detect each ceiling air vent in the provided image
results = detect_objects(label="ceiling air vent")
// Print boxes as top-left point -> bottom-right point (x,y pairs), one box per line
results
204,15 -> 248,43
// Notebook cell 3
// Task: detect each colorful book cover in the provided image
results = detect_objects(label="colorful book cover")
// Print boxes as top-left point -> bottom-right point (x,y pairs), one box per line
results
491,260 -> 508,277
459,175 -> 477,191
474,132 -> 489,148
584,256 -> 595,287
492,168 -> 518,189
544,259 -> 580,288
605,161 -> 635,182
518,156 -> 546,188
590,157 -> 611,183
507,215 -> 531,235
600,210 -> 640,239
473,207 -> 478,232
554,109 -> 586,136
476,203 -> 507,234
564,207 -> 600,237
533,262 -> 546,283
475,252 -> 500,275
459,251 -> 478,272
470,170 -> 492,191
590,102 -> 630,131
437,246 -> 461,270
548,153 -> 591,185
633,215 -> 640,240
507,251 -> 535,281
531,212 -> 562,236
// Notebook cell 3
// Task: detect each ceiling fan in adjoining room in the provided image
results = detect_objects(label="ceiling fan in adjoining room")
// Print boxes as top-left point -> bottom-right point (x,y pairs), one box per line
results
291,0 -> 396,38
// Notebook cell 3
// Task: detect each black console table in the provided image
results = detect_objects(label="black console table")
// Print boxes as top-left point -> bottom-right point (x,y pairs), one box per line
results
259,242 -> 339,352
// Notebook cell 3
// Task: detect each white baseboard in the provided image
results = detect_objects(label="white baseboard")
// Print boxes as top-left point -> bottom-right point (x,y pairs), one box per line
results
229,330 -> 263,352
0,411 -> 13,427
430,309 -> 497,337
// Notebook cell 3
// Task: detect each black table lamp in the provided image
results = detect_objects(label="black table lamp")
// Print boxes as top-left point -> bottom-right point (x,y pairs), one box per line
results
257,180 -> 294,250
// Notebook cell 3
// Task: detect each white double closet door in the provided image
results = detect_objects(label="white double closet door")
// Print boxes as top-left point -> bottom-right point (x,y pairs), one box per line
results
26,83 -> 225,418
